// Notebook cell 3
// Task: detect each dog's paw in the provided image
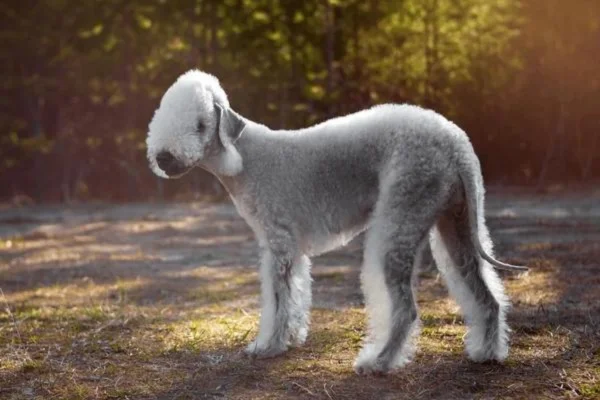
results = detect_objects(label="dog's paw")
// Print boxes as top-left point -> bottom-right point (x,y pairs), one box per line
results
466,344 -> 508,363
244,341 -> 288,359
289,327 -> 308,347
353,350 -> 413,376
465,326 -> 509,363
353,357 -> 389,376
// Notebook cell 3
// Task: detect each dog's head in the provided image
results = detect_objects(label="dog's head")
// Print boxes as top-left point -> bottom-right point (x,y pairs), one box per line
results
146,70 -> 246,179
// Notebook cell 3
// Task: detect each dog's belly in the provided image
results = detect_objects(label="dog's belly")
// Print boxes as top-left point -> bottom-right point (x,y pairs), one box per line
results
303,224 -> 367,257
300,198 -> 373,257
299,176 -> 377,257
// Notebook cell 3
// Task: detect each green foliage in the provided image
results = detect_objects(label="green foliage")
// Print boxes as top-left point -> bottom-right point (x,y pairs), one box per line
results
346,0 -> 522,113
0,0 -> 598,202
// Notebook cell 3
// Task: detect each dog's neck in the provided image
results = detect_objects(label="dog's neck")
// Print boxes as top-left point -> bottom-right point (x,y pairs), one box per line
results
202,111 -> 270,195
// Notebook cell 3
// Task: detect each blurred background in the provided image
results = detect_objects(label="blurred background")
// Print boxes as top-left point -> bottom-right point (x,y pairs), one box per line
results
1,0 -> 598,204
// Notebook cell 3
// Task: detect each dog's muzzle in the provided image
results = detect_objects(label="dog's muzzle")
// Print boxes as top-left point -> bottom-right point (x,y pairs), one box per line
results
156,151 -> 187,177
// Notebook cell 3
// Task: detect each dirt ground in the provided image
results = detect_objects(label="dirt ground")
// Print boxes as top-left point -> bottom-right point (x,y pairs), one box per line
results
1,188 -> 599,399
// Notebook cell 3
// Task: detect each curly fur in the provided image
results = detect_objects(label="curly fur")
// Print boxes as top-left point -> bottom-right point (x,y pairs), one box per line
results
146,69 -> 522,374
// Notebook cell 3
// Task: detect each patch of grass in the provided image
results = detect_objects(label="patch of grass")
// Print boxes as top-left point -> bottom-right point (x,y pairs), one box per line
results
0,236 -> 24,249
115,278 -> 129,303
315,270 -> 346,283
580,383 -> 600,399
163,311 -> 257,353
342,325 -> 364,347
59,383 -> 93,400
83,305 -> 110,321
106,388 -> 137,399
14,306 -> 43,320
191,287 -> 240,303
103,362 -> 119,376
420,312 -> 461,327
20,358 -> 46,373
518,242 -> 554,252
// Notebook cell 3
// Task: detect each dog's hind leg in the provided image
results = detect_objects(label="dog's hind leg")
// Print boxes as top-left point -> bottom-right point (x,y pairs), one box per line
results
354,171 -> 450,374
245,247 -> 312,358
429,194 -> 509,362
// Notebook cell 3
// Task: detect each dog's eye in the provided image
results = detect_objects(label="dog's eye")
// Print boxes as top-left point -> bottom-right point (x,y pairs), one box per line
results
196,120 -> 205,133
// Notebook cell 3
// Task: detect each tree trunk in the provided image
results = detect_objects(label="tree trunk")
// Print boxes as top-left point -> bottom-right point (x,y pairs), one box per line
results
325,0 -> 335,117
537,100 -> 566,187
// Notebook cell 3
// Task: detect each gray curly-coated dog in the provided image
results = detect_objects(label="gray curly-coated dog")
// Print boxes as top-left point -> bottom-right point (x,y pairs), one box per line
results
146,70 -> 526,374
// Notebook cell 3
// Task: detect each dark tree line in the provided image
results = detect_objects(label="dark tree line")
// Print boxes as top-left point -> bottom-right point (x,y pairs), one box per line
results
1,0 -> 598,203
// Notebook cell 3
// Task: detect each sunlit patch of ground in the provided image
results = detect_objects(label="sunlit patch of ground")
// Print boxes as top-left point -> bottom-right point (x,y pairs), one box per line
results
1,193 -> 599,399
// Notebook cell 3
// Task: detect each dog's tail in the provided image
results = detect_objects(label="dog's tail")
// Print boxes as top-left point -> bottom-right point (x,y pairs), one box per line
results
458,159 -> 529,273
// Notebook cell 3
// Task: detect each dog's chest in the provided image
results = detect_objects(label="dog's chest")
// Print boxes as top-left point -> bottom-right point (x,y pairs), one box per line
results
229,194 -> 268,246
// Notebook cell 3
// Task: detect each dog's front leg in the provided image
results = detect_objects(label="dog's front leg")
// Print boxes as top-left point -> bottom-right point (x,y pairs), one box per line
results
245,248 -> 311,358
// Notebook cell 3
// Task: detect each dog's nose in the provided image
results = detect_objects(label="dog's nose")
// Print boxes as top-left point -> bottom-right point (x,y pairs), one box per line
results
156,151 -> 175,172
156,151 -> 188,177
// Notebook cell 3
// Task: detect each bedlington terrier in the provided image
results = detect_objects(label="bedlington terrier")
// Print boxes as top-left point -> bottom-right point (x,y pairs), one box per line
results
146,70 -> 527,374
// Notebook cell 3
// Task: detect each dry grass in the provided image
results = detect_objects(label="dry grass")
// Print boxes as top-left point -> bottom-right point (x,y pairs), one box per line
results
0,198 -> 599,399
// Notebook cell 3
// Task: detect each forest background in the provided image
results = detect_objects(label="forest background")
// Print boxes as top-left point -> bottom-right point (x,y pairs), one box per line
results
2,0 -> 598,203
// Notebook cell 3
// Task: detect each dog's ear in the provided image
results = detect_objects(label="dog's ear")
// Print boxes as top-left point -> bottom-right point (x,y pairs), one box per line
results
213,103 -> 245,176
215,103 -> 245,145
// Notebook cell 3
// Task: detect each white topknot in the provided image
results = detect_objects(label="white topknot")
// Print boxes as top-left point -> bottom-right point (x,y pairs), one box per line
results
176,70 -> 229,108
